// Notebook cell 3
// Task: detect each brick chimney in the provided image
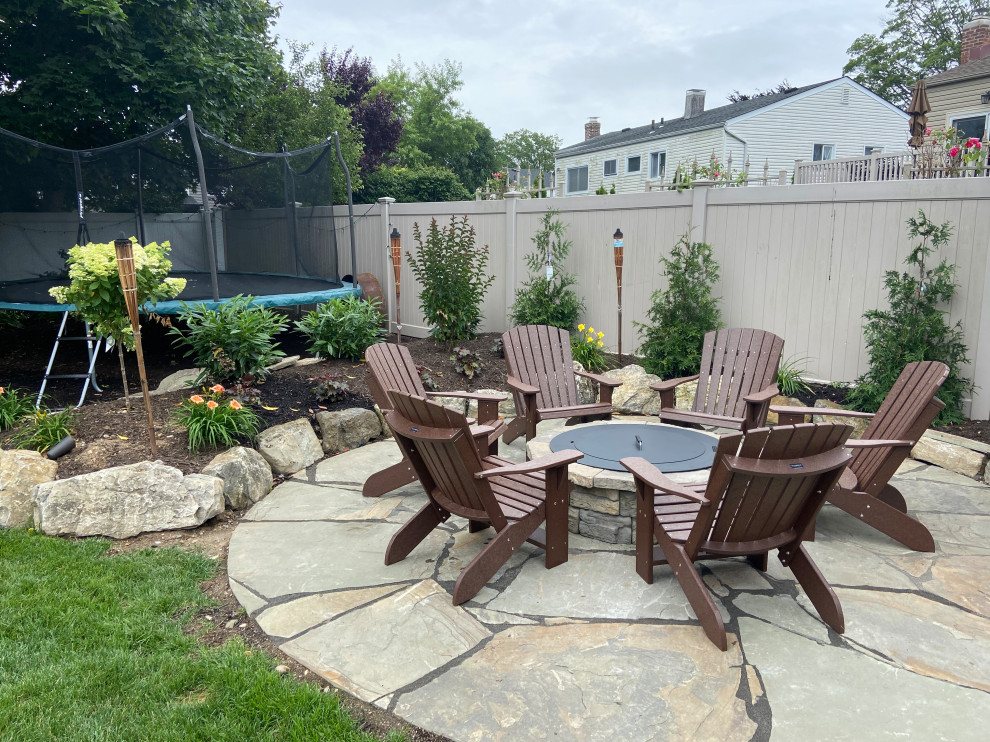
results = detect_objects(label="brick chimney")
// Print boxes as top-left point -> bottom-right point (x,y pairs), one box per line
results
961,14 -> 990,65
584,117 -> 601,140
684,89 -> 706,119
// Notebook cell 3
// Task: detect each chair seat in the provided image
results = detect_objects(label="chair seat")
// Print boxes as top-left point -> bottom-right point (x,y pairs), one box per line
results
482,455 -> 549,520
660,407 -> 743,429
537,402 -> 612,421
653,485 -> 710,542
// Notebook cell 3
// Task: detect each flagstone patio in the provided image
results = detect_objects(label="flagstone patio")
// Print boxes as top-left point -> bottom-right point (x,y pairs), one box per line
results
227,421 -> 990,741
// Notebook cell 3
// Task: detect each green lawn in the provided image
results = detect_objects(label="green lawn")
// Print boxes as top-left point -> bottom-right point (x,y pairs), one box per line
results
0,530 -> 400,742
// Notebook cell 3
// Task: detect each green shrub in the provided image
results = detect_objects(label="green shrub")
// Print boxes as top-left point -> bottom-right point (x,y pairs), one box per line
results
170,295 -> 289,385
571,323 -> 610,373
636,234 -> 722,379
407,216 -> 496,343
848,210 -> 971,424
356,165 -> 472,203
7,408 -> 75,453
295,295 -> 384,361
509,209 -> 583,330
776,357 -> 812,397
171,385 -> 261,452
0,310 -> 26,329
0,386 -> 34,432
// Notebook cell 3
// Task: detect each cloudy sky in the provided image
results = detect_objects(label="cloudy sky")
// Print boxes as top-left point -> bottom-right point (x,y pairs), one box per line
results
273,0 -> 893,147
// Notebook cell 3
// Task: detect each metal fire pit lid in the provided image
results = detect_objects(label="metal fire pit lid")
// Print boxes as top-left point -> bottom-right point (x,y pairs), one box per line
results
550,423 -> 716,473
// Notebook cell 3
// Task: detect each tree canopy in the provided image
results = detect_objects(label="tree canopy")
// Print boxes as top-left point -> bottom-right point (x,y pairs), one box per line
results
0,0 -> 281,146
495,129 -> 562,173
843,0 -> 977,108
726,80 -> 795,103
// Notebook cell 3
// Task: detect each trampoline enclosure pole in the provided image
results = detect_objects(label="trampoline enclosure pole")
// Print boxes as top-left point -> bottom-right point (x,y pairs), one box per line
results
333,131 -> 358,281
187,106 -> 220,302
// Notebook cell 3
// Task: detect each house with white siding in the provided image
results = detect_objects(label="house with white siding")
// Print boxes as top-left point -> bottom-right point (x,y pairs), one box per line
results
924,14 -> 990,141
554,77 -> 908,196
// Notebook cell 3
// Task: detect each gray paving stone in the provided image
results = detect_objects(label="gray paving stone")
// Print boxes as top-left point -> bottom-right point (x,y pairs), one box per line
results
895,478 -> 990,515
705,561 -> 774,591
466,607 -> 538,626
227,520 -> 447,599
738,617 -> 990,742
923,512 -> 990,556
732,594 -> 831,642
281,580 -> 490,702
242,480 -> 406,522
436,528 -> 536,584
307,440 -> 404,485
395,623 -> 754,742
924,554 -> 990,616
832,587 -> 990,691
229,578 -> 267,616
487,552 -> 694,620
255,585 -> 400,639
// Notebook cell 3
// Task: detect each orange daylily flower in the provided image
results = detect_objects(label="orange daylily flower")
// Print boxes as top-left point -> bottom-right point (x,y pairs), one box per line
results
206,400 -> 219,409
190,395 -> 205,404
210,384 -> 225,394
229,399 -> 243,410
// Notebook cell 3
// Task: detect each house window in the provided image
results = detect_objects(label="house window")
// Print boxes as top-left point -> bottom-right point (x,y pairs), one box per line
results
566,165 -> 589,194
626,155 -> 641,174
865,146 -> 884,155
603,159 -> 617,177
649,150 -> 667,179
813,144 -> 836,161
951,114 -> 988,141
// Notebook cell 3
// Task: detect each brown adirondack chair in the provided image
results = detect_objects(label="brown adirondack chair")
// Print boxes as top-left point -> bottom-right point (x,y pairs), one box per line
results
652,327 -> 784,432
363,342 -> 507,498
770,361 -> 949,552
502,325 -> 623,444
384,390 -> 582,605
622,422 -> 853,650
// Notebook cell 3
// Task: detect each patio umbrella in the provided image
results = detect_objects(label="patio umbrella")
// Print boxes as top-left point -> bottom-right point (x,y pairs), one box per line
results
907,78 -> 930,147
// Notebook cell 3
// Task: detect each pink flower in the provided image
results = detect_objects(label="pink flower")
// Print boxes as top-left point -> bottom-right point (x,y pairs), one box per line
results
206,400 -> 219,410
229,399 -> 243,410
189,395 -> 205,404
949,146 -> 960,158
210,384 -> 225,393
925,127 -> 931,136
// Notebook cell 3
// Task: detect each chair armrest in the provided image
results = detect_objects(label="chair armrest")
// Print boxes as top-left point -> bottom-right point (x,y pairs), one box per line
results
743,384 -> 779,404
476,449 -> 583,478
506,375 -> 539,396
620,457 -> 710,504
426,391 -> 507,402
574,370 -> 622,388
469,424 -> 500,439
650,374 -> 700,393
770,405 -> 875,426
846,438 -> 913,449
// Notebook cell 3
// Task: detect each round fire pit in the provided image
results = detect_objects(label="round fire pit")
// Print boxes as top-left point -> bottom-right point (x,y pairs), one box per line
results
527,418 -> 718,545
549,422 -> 716,472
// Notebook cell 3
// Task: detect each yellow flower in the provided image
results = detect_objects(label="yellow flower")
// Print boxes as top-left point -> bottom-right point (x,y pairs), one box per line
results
588,327 -> 595,334
586,336 -> 593,343
578,324 -> 585,331
598,341 -> 604,347
598,332 -> 604,339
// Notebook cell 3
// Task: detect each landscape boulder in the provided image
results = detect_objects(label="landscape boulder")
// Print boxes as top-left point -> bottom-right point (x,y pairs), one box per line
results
33,461 -> 224,539
574,362 -> 597,406
765,396 -> 802,425
813,399 -> 871,439
256,418 -> 324,474
155,368 -> 203,394
0,449 -> 58,529
202,446 -> 273,510
602,365 -> 664,416
911,433 -> 989,479
316,408 -> 384,454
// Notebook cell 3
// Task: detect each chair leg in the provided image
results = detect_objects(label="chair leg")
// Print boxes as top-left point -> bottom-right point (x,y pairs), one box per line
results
385,503 -> 447,565
635,485 -> 656,585
503,416 -> 528,445
452,510 -> 544,605
468,519 -> 490,533
829,487 -> 935,552
786,544 -> 844,634
877,484 -> 907,513
747,552 -> 769,571
543,466 -> 570,569
362,459 -> 417,498
663,541 -> 727,651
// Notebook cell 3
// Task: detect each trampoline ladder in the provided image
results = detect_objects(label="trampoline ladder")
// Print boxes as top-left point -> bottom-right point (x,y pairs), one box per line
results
37,311 -> 103,409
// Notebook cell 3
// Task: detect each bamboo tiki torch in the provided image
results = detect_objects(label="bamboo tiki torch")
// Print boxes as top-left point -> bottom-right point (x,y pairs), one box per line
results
390,227 -> 402,344
613,228 -> 624,360
114,237 -> 158,455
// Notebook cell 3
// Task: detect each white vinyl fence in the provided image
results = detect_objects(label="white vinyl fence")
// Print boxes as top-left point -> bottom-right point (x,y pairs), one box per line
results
340,178 -> 990,420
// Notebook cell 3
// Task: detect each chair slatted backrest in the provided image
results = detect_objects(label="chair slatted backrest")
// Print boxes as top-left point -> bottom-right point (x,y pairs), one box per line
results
688,424 -> 852,556
852,361 -> 949,495
503,325 -> 580,412
386,390 -> 506,528
366,343 -> 427,414
694,328 -> 784,418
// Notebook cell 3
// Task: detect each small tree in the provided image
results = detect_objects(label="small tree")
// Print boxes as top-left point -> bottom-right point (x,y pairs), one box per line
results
509,209 -> 583,329
637,234 -> 722,379
407,216 -> 496,343
49,240 -> 185,406
848,210 -> 971,424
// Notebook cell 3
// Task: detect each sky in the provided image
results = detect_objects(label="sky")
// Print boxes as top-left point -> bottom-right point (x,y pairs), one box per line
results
272,0 -> 893,147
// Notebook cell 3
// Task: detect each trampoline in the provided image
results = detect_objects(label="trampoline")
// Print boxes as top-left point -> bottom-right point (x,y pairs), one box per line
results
0,272 -> 358,314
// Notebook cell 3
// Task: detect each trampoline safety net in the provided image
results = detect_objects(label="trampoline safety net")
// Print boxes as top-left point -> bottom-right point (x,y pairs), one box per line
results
0,111 -> 345,309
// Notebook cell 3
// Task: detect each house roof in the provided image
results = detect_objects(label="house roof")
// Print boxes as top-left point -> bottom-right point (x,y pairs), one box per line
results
925,55 -> 990,87
557,79 -> 839,157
